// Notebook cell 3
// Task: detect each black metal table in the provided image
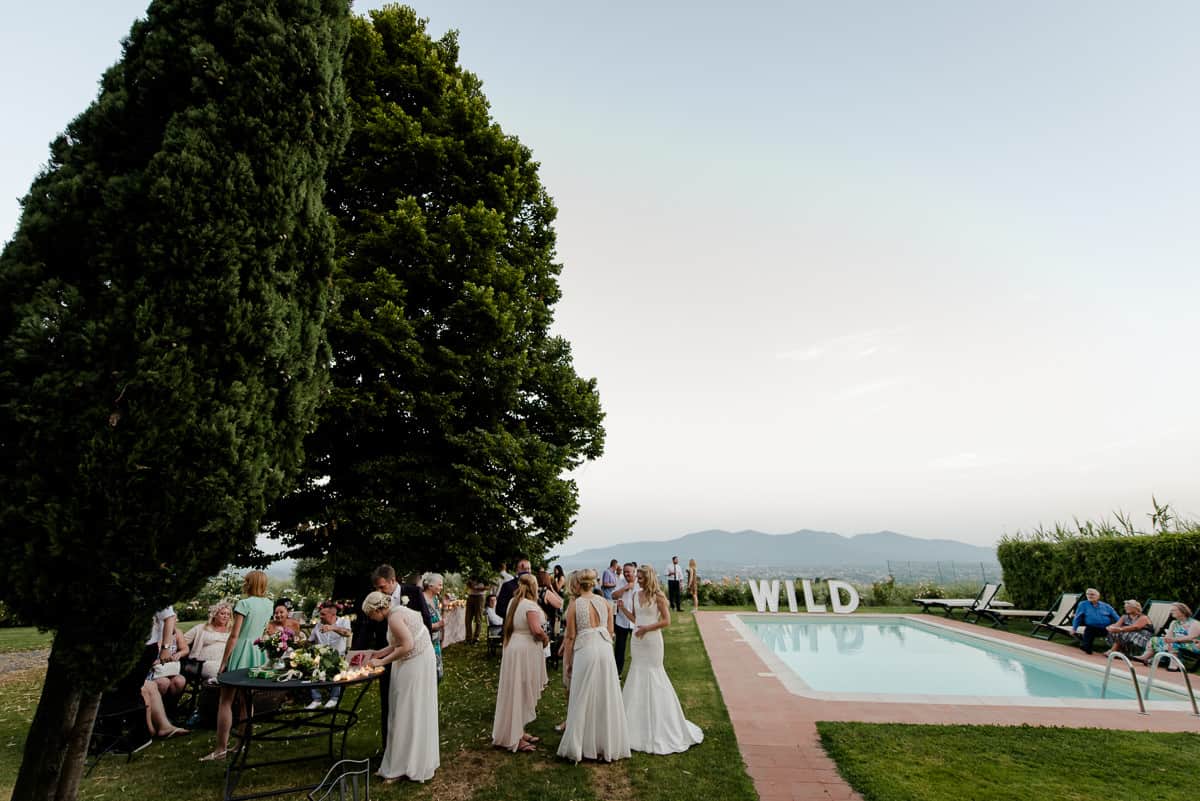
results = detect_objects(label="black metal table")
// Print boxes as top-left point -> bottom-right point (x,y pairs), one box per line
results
217,668 -> 379,801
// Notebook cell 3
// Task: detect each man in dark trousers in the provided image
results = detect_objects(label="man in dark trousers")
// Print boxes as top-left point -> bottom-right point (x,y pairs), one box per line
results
368,564 -> 432,751
665,555 -> 684,612
495,558 -> 531,618
611,562 -> 638,675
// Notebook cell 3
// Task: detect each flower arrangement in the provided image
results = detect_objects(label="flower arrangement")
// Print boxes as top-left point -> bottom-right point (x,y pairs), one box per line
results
278,644 -> 347,683
254,628 -> 299,661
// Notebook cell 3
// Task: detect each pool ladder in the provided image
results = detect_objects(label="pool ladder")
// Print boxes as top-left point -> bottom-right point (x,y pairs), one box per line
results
1100,651 -> 1199,717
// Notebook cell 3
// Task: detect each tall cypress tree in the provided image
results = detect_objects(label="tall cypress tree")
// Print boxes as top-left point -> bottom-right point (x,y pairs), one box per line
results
269,6 -> 604,583
0,1 -> 350,798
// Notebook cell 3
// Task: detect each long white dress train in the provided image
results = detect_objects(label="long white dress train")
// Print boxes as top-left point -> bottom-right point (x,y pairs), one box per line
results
557,595 -> 630,763
378,606 -> 440,782
622,596 -> 703,754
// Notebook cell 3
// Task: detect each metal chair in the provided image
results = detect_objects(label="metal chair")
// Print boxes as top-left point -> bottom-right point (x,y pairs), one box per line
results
309,758 -> 370,801
86,691 -> 151,775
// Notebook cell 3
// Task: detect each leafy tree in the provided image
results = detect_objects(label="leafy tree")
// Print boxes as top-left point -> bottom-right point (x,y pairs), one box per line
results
0,0 -> 350,797
270,6 -> 604,589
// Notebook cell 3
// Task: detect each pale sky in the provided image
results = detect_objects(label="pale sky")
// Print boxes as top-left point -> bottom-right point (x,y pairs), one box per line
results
4,2 -> 1198,555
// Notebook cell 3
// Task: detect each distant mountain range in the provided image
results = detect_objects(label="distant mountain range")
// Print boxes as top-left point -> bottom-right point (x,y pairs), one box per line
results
557,529 -> 998,574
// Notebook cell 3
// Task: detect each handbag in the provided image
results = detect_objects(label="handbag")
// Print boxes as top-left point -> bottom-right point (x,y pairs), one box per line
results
151,660 -> 181,679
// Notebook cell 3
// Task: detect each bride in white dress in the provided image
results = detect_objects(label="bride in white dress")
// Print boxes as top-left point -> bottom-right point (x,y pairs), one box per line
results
556,569 -> 630,763
622,565 -> 703,754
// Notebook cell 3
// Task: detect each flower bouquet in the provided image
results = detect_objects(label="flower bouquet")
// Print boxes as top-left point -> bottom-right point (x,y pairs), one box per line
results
277,644 -> 347,683
254,628 -> 299,663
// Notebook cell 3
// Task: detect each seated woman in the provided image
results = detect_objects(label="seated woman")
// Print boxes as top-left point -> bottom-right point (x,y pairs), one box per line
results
1136,602 -> 1200,664
486,595 -> 504,638
184,601 -> 234,682
153,627 -> 190,702
264,602 -> 303,638
1105,600 -> 1154,656
141,678 -> 189,739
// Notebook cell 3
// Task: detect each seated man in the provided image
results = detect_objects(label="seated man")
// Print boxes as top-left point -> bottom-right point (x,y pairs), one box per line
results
1071,587 -> 1119,654
306,601 -> 352,709
485,594 -> 504,638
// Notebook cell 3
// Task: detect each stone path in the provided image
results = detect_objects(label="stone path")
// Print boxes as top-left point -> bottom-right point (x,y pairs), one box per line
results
696,611 -> 1200,801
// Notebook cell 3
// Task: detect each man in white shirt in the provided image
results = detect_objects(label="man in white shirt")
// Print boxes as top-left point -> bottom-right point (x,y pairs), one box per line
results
306,601 -> 352,708
611,562 -> 638,675
665,556 -> 684,612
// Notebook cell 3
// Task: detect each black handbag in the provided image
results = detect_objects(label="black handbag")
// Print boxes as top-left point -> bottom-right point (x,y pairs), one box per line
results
180,657 -> 205,681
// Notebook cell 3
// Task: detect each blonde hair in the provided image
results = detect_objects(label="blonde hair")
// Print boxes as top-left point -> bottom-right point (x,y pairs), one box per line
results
1123,599 -> 1143,614
577,568 -> 597,593
502,574 -> 540,645
637,565 -> 663,598
567,570 -> 582,596
361,591 -> 393,615
1174,602 -> 1194,619
688,558 -> 697,570
208,600 -> 234,624
242,570 -> 268,597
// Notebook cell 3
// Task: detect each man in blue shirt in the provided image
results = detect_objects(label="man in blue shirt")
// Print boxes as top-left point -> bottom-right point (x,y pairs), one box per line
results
1072,587 -> 1119,654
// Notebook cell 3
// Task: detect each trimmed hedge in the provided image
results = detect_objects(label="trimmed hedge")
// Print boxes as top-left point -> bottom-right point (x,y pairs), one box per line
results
998,532 -> 1200,610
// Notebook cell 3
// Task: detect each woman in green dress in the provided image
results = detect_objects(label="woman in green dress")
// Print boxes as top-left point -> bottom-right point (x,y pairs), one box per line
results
201,570 -> 273,761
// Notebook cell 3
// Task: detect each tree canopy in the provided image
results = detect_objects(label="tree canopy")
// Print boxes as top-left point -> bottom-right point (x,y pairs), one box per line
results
0,0 -> 350,796
270,6 -> 604,581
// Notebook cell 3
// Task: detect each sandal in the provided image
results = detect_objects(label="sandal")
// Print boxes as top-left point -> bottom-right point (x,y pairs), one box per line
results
161,727 -> 191,739
200,748 -> 231,762
522,734 -> 541,744
517,741 -> 537,752
553,722 -> 566,733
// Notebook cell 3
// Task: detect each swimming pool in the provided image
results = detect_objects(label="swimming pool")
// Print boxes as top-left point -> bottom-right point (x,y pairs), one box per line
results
734,614 -> 1189,707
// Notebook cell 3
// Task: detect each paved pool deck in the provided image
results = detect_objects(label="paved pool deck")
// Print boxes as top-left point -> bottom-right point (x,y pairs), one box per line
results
695,610 -> 1200,801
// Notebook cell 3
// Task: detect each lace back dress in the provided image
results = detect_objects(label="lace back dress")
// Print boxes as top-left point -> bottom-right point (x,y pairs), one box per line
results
556,595 -> 630,763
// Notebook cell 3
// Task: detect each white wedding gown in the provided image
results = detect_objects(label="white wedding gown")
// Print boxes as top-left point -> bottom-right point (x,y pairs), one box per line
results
622,595 -> 703,754
557,595 -> 630,763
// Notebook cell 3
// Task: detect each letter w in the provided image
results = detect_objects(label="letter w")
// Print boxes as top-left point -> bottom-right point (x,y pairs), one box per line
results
748,580 -> 780,612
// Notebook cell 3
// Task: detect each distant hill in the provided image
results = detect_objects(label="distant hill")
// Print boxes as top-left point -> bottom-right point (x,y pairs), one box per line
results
557,529 -> 998,576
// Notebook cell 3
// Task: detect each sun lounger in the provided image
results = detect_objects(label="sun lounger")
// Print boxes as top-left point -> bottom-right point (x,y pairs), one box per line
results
961,583 -> 1009,623
1144,600 -> 1177,637
980,592 -> 1079,630
1030,592 -> 1083,641
913,583 -> 1012,617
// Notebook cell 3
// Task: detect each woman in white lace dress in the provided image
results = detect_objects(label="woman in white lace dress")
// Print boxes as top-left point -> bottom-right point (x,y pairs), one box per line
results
364,591 -> 440,783
556,569 -> 630,763
623,565 -> 703,753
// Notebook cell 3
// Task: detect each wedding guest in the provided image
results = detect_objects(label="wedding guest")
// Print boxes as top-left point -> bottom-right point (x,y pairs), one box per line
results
601,560 -> 619,601
422,573 -> 447,681
201,570 -> 273,762
153,627 -> 190,702
537,569 -> 563,637
486,595 -> 504,637
184,601 -> 234,682
140,677 -> 189,739
492,575 -> 550,751
306,601 -> 351,709
664,556 -> 684,612
265,602 -> 303,638
553,565 -> 567,595
1071,588 -> 1119,654
1105,600 -> 1155,656
557,569 -> 630,763
554,571 -> 581,733
496,559 -> 531,618
1136,603 -> 1200,664
498,563 -> 514,584
466,577 -> 490,644
364,592 -> 440,783
611,562 -> 638,674
687,558 -> 700,609
623,565 -> 703,753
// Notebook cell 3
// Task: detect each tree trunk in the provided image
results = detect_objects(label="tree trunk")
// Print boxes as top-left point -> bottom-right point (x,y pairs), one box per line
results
11,638 -> 96,801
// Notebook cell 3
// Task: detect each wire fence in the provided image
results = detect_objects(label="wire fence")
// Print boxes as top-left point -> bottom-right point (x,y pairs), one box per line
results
883,560 -> 1002,585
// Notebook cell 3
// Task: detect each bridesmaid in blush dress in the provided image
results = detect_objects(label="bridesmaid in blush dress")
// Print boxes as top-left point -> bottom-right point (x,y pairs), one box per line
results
491,574 -> 550,751
364,591 -> 440,783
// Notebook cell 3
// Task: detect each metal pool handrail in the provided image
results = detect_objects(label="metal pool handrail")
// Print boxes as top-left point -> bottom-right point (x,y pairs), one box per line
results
1143,652 -> 1199,717
1101,651 -> 1147,715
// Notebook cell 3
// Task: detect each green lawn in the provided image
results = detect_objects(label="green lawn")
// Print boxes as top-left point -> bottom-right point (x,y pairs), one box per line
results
819,722 -> 1200,801
0,611 -> 753,801
0,627 -> 53,654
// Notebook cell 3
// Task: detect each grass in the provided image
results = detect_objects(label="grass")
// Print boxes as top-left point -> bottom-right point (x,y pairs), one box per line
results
0,627 -> 53,654
818,722 -> 1200,801
0,610 -> 754,801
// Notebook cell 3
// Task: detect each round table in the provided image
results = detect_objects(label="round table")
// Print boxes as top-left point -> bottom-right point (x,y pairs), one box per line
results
216,668 -> 380,801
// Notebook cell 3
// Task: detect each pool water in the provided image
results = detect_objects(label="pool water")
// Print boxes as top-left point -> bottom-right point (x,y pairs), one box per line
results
741,616 -> 1143,700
